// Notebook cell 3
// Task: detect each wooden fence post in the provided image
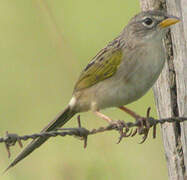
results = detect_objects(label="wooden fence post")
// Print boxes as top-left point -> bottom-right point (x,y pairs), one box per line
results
139,0 -> 187,179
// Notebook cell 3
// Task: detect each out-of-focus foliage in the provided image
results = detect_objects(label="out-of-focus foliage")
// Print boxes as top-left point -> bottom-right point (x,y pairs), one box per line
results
0,1 -> 167,180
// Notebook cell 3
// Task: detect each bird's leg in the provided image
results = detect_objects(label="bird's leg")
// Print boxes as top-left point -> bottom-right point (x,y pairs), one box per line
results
119,106 -> 141,119
93,111 -> 132,142
93,111 -> 113,123
119,106 -> 151,143
93,110 -> 124,131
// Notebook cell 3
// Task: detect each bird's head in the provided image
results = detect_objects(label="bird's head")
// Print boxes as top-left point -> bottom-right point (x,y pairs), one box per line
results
123,10 -> 180,42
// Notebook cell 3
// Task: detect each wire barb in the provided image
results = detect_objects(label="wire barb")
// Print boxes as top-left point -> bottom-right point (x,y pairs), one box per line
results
1,116 -> 187,159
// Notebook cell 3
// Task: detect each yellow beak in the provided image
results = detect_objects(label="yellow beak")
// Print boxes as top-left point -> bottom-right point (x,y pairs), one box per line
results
159,17 -> 180,28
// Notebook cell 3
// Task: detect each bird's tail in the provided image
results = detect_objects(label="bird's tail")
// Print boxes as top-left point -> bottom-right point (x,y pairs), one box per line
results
4,106 -> 76,172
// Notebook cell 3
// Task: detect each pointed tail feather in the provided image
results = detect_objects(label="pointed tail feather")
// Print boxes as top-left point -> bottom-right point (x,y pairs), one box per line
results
4,106 -> 76,172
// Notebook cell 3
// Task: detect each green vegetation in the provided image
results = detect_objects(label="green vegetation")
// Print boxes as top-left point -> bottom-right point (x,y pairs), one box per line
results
0,1 -> 167,179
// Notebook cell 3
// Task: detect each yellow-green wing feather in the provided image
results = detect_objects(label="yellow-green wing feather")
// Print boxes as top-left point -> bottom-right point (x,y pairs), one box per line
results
74,47 -> 123,91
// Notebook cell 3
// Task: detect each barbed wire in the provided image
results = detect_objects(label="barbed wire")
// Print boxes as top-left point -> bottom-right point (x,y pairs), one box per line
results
1,109 -> 187,158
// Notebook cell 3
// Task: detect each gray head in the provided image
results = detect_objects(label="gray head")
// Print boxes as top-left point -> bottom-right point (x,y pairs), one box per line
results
123,10 -> 180,41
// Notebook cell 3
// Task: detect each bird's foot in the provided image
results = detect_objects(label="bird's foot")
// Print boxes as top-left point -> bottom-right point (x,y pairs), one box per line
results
119,106 -> 152,143
94,108 -> 154,143
108,120 -> 133,144
93,111 -> 132,143
133,107 -> 151,143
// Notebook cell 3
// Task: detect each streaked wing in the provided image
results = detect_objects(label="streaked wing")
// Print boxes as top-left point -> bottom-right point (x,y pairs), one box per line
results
74,40 -> 123,92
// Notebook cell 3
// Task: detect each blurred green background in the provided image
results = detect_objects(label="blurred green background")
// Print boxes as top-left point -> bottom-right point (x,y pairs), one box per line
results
0,0 -> 168,180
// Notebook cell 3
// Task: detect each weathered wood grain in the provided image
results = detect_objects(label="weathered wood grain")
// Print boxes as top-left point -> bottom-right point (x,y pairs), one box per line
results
139,0 -> 187,179
166,0 -> 187,176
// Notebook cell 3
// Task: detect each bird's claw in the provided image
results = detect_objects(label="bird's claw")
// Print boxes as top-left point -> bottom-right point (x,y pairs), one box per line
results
109,120 -> 132,144
135,107 -> 151,143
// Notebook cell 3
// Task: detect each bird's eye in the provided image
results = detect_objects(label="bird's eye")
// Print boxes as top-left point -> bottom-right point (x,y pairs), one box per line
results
143,18 -> 153,26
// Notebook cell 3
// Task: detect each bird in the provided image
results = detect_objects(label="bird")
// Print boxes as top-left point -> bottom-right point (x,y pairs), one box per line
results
5,10 -> 180,172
